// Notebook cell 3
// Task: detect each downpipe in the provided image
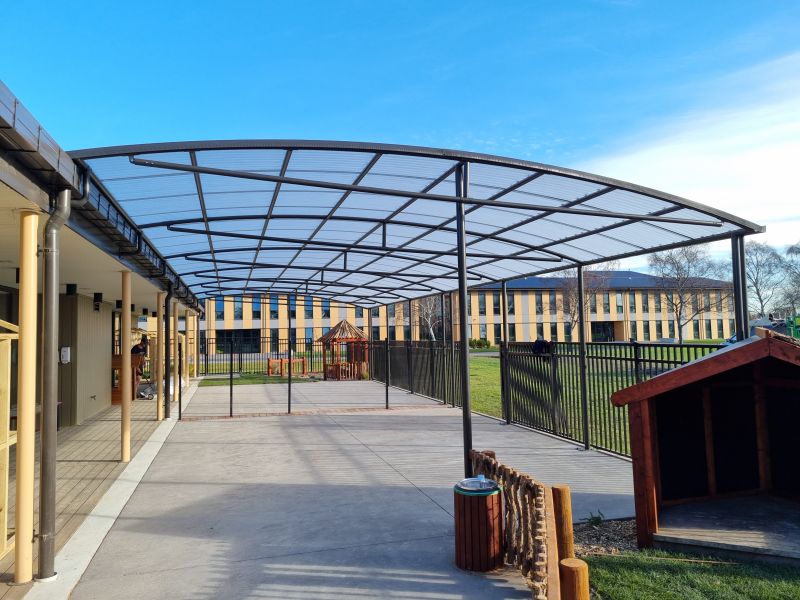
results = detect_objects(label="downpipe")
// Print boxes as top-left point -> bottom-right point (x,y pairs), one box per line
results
38,188 -> 71,581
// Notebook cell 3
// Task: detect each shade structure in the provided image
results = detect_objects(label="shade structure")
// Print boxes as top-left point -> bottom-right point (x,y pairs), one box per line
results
70,140 -> 764,308
317,320 -> 368,343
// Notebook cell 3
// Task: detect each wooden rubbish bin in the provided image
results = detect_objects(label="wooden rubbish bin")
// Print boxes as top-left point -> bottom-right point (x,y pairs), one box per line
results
454,476 -> 504,571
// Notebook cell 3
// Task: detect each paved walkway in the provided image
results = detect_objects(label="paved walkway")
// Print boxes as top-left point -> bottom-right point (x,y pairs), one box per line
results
68,381 -> 634,599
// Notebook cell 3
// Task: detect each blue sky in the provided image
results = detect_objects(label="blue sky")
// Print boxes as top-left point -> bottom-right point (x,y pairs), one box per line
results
3,1 -> 800,254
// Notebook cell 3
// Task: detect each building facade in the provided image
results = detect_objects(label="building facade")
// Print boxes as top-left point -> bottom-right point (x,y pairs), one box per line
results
201,271 -> 736,347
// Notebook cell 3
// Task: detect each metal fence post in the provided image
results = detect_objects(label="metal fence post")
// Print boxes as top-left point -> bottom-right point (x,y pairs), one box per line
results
501,341 -> 511,424
178,342 -> 183,420
633,341 -> 643,384
385,339 -> 390,409
577,266 -> 591,451
229,342 -> 233,417
406,339 -> 414,394
288,344 -> 292,414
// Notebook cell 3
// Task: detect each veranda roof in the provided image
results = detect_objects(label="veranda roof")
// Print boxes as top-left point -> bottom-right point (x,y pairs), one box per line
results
70,141 -> 764,308
317,320 -> 368,343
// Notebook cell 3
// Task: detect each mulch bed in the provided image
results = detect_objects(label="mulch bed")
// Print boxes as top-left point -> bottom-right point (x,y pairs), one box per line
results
574,518 -> 637,556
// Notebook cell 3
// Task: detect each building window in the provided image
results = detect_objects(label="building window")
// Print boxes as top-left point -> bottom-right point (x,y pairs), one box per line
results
729,319 -> 735,336
270,295 -> 279,319
590,294 -> 597,314
493,323 -> 501,343
536,323 -> 544,339
270,328 -> 279,352
716,292 -> 723,312
478,292 -> 486,316
507,293 -> 515,315
705,320 -> 712,339
667,292 -> 674,312
643,321 -> 650,341
668,321 -> 675,338
252,296 -> 261,319
479,323 -> 487,340
564,322 -> 573,342
631,321 -> 638,340
704,292 -> 711,313
535,292 -> 543,314
371,307 -> 379,319
603,293 -> 610,313
550,322 -> 557,341
658,321 -> 664,339
355,306 -> 363,318
215,296 -> 224,320
388,326 -> 396,341
467,296 -> 471,316
404,324 -> 411,340
693,319 -> 700,339
493,291 -> 501,314
322,299 -> 331,319
305,297 -> 314,319
692,292 -> 699,312
289,295 -> 296,319
654,293 -> 661,313
509,324 -> 517,342
549,291 -> 557,314
388,303 -> 395,318
372,325 -> 380,341
616,292 -> 624,314
642,293 -> 649,313
233,296 -> 243,320
717,319 -> 724,338
629,292 -> 636,313
305,327 -> 313,341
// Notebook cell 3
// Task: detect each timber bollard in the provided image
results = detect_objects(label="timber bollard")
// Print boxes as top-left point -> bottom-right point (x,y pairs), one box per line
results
552,484 -> 575,561
559,558 -> 589,600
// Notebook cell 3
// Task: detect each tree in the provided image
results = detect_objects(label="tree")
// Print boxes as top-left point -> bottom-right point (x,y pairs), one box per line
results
648,245 -> 732,343
413,295 -> 443,341
556,261 -> 620,340
744,241 -> 785,318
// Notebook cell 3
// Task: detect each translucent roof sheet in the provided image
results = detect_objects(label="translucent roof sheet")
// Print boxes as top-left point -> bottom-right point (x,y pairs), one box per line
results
71,140 -> 763,307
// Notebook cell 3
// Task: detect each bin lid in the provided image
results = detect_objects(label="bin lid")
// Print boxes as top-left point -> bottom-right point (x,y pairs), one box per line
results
454,474 -> 501,496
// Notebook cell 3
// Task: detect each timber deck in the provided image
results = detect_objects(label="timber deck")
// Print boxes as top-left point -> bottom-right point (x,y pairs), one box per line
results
655,495 -> 800,561
0,396 -> 166,599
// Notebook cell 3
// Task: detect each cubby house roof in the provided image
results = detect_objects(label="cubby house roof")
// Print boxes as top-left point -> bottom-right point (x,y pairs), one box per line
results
317,320 -> 368,343
611,332 -> 800,407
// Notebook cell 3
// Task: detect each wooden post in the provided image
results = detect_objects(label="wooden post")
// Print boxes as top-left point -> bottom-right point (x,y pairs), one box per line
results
753,363 -> 771,491
702,386 -> 716,496
559,558 -> 590,600
120,271 -> 132,463
15,211 -> 38,583
156,292 -> 165,421
183,309 -> 190,384
172,302 -> 179,402
552,484 -> 575,561
194,310 -> 200,377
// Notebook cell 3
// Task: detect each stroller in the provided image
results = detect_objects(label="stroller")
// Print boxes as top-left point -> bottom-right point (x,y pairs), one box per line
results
137,379 -> 156,400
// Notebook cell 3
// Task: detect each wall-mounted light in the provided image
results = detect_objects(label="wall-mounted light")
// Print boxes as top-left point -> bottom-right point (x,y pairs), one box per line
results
66,283 -> 77,296
93,292 -> 103,311
115,299 -> 122,311
142,307 -> 148,316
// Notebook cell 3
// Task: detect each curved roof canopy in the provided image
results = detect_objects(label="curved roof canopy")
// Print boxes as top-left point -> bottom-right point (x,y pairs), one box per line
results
71,141 -> 764,308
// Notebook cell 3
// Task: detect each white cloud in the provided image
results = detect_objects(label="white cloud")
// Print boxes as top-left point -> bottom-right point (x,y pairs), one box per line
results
580,51 -> 800,258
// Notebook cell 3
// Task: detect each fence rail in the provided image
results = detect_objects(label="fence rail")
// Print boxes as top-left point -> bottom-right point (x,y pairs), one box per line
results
367,339 -> 721,457
200,338 -> 329,376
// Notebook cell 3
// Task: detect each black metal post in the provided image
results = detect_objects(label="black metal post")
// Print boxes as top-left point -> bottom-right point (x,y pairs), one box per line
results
449,293 -> 456,407
288,339 -> 292,414
501,341 -> 510,424
501,281 -> 509,344
633,341 -> 643,384
731,235 -> 749,340
577,265 -> 590,450
164,287 -> 172,419
406,339 -> 414,394
456,163 -> 474,478
385,338 -> 390,409
178,342 -> 183,420
440,293 -> 446,343
229,341 -> 233,417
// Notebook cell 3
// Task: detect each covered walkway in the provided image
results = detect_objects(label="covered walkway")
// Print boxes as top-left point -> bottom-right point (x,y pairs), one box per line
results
66,381 -> 632,599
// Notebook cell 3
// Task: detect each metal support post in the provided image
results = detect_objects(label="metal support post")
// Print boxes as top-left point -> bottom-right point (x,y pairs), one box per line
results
229,341 -> 234,417
121,271 -> 132,463
385,338 -> 390,409
439,293 -> 446,343
577,266 -> 590,450
501,341 -> 510,424
501,281 -> 509,343
288,295 -> 293,414
455,163 -> 474,478
39,189 -> 71,581
731,235 -> 749,340
164,288 -> 172,418
449,292 -> 456,407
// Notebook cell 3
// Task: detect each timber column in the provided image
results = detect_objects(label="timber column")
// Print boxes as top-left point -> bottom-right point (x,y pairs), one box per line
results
183,309 -> 190,383
172,302 -> 179,400
156,292 -> 165,421
121,271 -> 132,462
15,211 -> 38,583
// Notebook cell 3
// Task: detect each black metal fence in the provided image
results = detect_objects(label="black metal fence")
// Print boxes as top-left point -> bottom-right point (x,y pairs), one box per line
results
199,337 -> 329,376
368,339 -> 721,457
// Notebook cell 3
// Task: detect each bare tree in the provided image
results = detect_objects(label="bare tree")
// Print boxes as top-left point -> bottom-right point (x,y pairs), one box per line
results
744,240 -> 785,318
412,296 -> 442,341
556,261 -> 620,338
648,245 -> 732,343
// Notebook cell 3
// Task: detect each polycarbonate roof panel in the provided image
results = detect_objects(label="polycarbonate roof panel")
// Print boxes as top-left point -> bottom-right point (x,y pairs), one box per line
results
71,141 -> 763,307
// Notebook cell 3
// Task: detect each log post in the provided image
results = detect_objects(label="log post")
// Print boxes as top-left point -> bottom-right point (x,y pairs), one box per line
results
552,484 -> 575,561
559,558 -> 590,600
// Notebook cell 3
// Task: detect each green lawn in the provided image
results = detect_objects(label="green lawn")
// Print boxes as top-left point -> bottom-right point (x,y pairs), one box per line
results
469,356 -> 502,416
586,549 -> 800,600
